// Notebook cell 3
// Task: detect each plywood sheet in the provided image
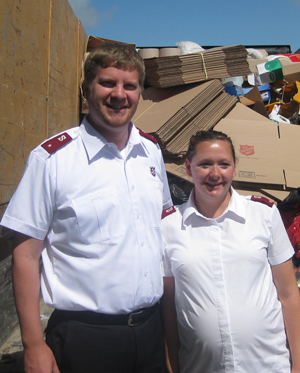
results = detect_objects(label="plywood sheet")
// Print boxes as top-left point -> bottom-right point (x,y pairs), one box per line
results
47,0 -> 86,137
0,0 -> 88,214
0,0 -> 50,205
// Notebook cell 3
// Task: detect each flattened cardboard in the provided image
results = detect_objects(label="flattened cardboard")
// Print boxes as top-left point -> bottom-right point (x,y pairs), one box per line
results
242,86 -> 269,118
164,92 -> 237,156
223,102 -> 271,122
144,45 -> 251,88
247,58 -> 268,73
132,82 -> 215,134
133,79 -> 237,156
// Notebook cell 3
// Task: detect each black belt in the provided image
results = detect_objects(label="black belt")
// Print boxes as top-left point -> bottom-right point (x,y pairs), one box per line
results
49,303 -> 159,328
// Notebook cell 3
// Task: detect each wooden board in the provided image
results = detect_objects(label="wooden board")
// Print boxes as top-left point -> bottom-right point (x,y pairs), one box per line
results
0,0 -> 88,213
0,0 -> 50,205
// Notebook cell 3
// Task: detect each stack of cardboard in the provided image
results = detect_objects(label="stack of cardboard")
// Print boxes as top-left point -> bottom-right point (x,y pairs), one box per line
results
132,79 -> 238,157
144,45 -> 251,88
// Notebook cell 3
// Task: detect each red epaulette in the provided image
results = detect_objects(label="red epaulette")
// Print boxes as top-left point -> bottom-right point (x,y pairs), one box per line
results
162,206 -> 176,219
41,132 -> 72,154
251,195 -> 274,207
138,128 -> 158,144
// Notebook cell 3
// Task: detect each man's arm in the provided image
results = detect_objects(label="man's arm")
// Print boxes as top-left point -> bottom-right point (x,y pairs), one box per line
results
12,232 -> 59,373
160,277 -> 180,373
272,258 -> 300,373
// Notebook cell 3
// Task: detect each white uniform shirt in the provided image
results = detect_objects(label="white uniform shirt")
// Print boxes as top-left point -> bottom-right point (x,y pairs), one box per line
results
2,117 -> 172,314
162,188 -> 294,373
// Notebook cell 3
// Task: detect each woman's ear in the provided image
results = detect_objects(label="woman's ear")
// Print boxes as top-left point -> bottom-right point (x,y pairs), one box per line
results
185,158 -> 192,177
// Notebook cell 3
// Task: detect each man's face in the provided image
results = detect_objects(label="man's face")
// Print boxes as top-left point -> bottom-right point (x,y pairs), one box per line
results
85,66 -> 141,134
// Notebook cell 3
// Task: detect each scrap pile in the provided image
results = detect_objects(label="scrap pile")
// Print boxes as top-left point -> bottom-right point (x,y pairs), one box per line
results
132,42 -> 300,199
83,35 -> 300,263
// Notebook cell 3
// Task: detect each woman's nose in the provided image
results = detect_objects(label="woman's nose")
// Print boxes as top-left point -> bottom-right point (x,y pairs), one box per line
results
209,165 -> 220,178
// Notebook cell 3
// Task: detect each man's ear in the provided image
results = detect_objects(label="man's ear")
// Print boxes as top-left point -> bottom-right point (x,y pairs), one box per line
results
185,158 -> 192,177
82,83 -> 89,100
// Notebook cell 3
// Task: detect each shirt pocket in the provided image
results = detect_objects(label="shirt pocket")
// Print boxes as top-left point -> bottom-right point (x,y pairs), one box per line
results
72,187 -> 126,244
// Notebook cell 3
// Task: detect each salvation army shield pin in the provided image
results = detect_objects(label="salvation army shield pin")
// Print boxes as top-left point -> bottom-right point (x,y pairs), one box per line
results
150,166 -> 156,177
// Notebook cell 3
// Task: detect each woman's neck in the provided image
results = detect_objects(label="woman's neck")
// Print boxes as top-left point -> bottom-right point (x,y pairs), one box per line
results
194,190 -> 231,219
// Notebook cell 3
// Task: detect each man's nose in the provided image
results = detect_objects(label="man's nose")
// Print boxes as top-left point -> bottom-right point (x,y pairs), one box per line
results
111,84 -> 126,99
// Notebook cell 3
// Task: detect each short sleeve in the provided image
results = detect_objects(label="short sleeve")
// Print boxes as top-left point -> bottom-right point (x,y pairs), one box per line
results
268,205 -> 294,266
1,151 -> 55,240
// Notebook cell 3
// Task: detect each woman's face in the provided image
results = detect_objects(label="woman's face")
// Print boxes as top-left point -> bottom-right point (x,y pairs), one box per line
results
186,140 -> 236,206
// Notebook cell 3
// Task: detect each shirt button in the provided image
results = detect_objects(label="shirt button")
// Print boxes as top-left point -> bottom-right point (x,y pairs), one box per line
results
141,242 -> 145,247
132,185 -> 135,190
144,272 -> 148,277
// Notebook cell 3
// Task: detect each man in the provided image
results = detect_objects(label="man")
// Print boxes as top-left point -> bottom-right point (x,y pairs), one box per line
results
1,43 -> 172,373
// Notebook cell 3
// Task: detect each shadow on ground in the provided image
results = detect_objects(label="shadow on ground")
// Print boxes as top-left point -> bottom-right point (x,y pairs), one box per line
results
0,351 -> 24,372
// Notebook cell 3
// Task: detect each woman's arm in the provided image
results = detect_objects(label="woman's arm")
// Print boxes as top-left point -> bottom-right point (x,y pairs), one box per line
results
272,258 -> 300,373
160,276 -> 180,373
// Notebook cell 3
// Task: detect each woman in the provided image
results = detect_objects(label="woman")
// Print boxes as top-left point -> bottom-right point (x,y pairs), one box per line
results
161,130 -> 300,373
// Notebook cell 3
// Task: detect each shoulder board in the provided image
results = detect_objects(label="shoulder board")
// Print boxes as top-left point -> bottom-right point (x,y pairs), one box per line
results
41,132 -> 72,154
138,128 -> 158,144
162,206 -> 176,219
251,195 -> 274,207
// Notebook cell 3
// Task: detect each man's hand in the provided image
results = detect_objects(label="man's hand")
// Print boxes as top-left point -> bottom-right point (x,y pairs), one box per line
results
12,233 -> 59,373
24,342 -> 59,373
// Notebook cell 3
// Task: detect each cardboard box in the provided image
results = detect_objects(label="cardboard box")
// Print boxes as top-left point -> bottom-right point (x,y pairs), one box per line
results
282,62 -> 300,84
255,59 -> 284,84
132,80 -> 237,155
214,118 -> 300,190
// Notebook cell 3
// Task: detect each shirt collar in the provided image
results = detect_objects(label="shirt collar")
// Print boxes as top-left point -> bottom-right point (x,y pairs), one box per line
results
182,187 -> 246,224
79,116 -> 146,161
128,125 -> 150,155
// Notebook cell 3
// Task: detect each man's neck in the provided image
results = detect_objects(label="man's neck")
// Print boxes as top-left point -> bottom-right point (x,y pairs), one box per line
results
87,115 -> 132,151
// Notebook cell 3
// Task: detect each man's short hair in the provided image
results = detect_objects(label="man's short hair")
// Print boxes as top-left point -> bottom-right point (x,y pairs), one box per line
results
83,43 -> 145,91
